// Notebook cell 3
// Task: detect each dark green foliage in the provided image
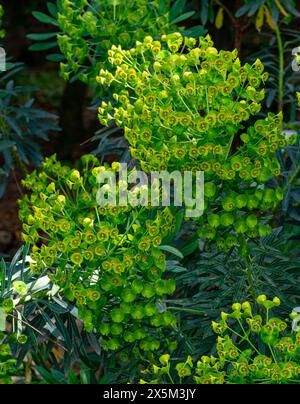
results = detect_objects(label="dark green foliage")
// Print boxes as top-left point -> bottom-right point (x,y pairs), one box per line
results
0,64 -> 59,197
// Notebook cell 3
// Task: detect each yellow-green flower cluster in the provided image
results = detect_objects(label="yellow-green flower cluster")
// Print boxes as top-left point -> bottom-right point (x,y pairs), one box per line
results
197,183 -> 285,250
98,32 -> 295,174
140,296 -> 300,384
19,155 -> 177,352
57,0 -> 177,87
98,32 -> 294,247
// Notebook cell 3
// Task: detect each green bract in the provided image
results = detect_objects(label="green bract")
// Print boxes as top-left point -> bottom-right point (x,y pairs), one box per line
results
19,155 -> 177,352
141,296 -> 300,384
97,32 -> 294,247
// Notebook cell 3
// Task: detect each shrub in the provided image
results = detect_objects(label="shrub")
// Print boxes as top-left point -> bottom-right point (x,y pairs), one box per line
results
58,0 -> 176,85
9,4 -> 300,384
19,155 -> 177,353
30,0 -> 204,89
140,295 -> 300,384
97,32 -> 297,249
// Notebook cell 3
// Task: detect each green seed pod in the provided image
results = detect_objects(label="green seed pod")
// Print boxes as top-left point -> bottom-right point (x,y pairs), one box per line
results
208,214 -> 220,228
110,309 -> 125,323
121,289 -> 137,303
220,213 -> 234,227
246,214 -> 258,229
204,182 -> 217,198
234,218 -> 248,234
99,323 -> 110,336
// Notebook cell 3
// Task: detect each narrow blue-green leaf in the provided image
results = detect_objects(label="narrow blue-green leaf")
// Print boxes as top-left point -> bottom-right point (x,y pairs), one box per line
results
32,11 -> 58,26
47,2 -> 58,17
29,41 -> 58,51
27,32 -> 59,41
46,53 -> 64,62
170,0 -> 187,20
235,4 -> 251,17
158,245 -> 184,259
200,0 -> 209,25
170,11 -> 195,24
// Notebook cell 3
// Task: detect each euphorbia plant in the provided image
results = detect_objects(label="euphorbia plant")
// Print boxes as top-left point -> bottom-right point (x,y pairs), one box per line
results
140,295 -> 300,384
30,0 -> 204,90
19,155 -> 177,353
97,32 -> 296,252
57,0 -> 176,86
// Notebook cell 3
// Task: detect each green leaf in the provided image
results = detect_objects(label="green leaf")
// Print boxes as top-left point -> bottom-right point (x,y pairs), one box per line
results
0,141 -> 15,152
248,1 -> 264,17
174,209 -> 185,234
27,32 -> 59,41
182,25 -> 207,38
170,11 -> 195,25
47,2 -> 58,18
35,367 -> 65,384
170,0 -> 187,20
29,41 -> 58,51
158,245 -> 184,259
181,239 -> 199,256
167,263 -> 187,273
200,0 -> 209,25
32,11 -> 58,26
235,4 -> 251,17
46,53 -> 64,62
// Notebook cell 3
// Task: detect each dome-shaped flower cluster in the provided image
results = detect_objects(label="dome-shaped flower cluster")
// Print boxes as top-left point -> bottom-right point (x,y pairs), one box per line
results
57,0 -> 177,87
97,32 -> 296,173
97,32 -> 296,248
19,155 -> 177,352
141,296 -> 300,384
